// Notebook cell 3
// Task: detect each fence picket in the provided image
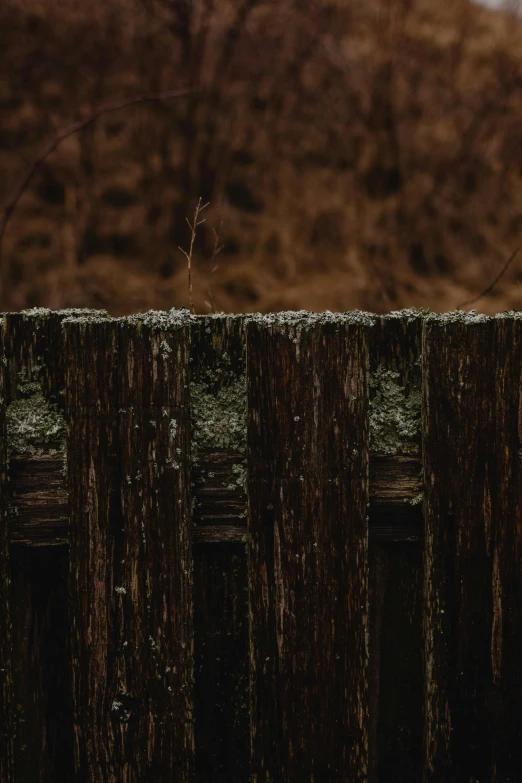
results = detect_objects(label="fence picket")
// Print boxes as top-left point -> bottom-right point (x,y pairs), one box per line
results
0,315 -> 14,782
247,313 -> 371,781
2,309 -> 86,781
423,313 -> 522,780
64,312 -> 194,782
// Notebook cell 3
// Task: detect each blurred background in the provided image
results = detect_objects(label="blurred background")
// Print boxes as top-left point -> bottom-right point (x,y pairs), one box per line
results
1,0 -> 522,315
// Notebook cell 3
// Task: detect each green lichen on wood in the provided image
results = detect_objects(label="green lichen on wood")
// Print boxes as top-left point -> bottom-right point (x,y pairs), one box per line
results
22,307 -> 109,320
232,462 -> 247,491
245,309 -> 375,329
5,368 -> 66,456
410,491 -> 424,506
369,365 -> 421,455
190,376 -> 247,459
120,308 -> 194,330
386,307 -> 431,321
426,309 -> 488,324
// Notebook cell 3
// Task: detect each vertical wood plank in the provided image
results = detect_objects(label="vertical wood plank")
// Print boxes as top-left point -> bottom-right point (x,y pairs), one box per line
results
191,315 -> 250,781
0,315 -> 15,783
423,312 -> 522,781
64,311 -> 194,782
2,309 -> 91,781
368,312 -> 424,783
247,312 -> 371,781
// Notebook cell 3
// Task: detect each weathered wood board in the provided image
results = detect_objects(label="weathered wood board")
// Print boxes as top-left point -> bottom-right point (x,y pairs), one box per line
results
423,312 -> 522,781
247,313 -> 371,781
0,316 -> 15,783
64,312 -> 194,782
1,309 -> 103,781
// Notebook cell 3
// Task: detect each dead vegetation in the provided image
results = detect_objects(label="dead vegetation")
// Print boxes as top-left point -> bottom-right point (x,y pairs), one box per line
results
1,0 -> 522,314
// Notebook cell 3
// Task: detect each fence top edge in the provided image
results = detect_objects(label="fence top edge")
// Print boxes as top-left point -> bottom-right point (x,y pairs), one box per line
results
6,307 -> 110,321
2,307 -> 522,328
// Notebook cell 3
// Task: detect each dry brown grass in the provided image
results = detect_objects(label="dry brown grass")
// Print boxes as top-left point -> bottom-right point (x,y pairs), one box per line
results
2,0 -> 522,314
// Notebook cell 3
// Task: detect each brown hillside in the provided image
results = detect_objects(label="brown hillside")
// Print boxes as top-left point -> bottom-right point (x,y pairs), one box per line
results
1,0 -> 522,314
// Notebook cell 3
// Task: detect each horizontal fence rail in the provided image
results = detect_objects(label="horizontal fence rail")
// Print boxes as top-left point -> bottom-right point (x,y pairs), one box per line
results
0,307 -> 521,782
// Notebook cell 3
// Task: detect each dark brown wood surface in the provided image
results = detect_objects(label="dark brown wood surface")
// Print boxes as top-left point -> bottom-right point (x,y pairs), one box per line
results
190,315 -> 250,781
370,543 -> 423,782
3,310 -> 81,547
0,317 -> 15,783
8,454 -> 68,546
1,309 -> 92,781
9,544 -> 74,782
64,313 -> 194,782
7,452 -> 422,545
247,314 -> 370,781
368,313 -> 424,782
5,308 -> 522,782
423,314 -> 522,781
193,544 -> 249,782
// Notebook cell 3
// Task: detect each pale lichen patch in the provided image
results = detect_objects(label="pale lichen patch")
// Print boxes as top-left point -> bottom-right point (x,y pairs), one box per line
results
427,309 -> 488,324
121,308 -> 195,330
245,309 -> 375,329
494,310 -> 522,320
6,369 -> 66,456
410,491 -> 424,506
232,462 -> 247,491
369,365 -> 421,455
385,307 -> 431,321
22,307 -> 109,320
190,376 -> 247,458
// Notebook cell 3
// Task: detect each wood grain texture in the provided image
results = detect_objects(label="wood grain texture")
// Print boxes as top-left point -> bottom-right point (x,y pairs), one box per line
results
369,455 -> 422,540
0,316 -> 15,783
7,453 -> 422,546
247,315 -> 370,782
2,309 -> 91,781
368,314 -> 424,783
64,314 -> 194,783
3,310 -> 71,546
8,454 -> 68,545
2,309 -> 95,406
190,315 -> 250,779
423,314 -> 522,781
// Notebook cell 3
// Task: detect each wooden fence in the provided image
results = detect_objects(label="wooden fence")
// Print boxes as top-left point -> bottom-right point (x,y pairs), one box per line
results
0,307 -> 521,782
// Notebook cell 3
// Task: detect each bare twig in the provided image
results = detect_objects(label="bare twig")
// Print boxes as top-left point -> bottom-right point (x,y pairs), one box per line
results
0,87 -> 194,251
178,197 -> 209,314
205,223 -> 224,313
457,247 -> 520,309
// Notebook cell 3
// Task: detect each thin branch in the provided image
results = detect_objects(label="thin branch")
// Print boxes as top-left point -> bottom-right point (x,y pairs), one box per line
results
178,197 -> 209,314
0,86 -> 195,249
457,247 -> 520,309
